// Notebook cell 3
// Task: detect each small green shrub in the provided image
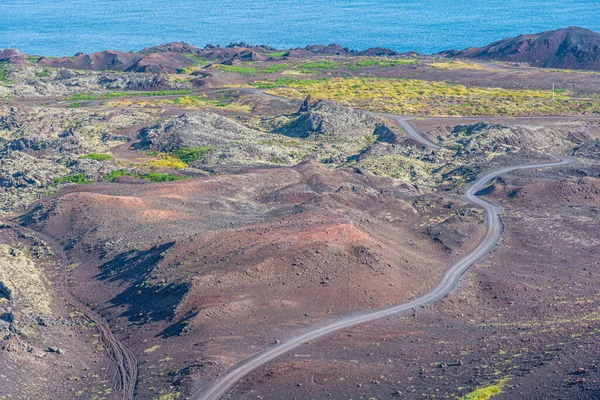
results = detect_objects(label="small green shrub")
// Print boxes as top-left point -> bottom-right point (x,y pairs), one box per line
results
54,174 -> 93,185
104,169 -> 128,181
171,147 -> 213,163
214,65 -> 260,75
267,51 -> 288,58
80,153 -> 113,161
0,65 -> 9,83
36,69 -> 52,78
137,173 -> 188,182
66,102 -> 82,108
298,60 -> 337,69
261,63 -> 289,73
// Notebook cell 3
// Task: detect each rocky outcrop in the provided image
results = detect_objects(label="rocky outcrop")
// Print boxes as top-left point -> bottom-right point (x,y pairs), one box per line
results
446,121 -> 597,155
273,98 -> 383,141
355,47 -> 398,57
445,27 -> 600,71
137,112 -> 260,151
572,139 -> 600,159
141,42 -> 202,54
304,44 -> 351,55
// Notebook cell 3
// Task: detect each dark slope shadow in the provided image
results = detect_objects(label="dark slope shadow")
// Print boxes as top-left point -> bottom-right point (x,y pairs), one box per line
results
95,242 -> 190,324
159,309 -> 199,338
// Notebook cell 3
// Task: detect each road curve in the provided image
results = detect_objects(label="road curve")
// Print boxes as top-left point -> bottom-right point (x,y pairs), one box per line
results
194,120 -> 573,400
374,113 -> 442,149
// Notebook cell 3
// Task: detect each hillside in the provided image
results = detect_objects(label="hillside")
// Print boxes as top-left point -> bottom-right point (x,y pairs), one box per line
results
446,27 -> 600,71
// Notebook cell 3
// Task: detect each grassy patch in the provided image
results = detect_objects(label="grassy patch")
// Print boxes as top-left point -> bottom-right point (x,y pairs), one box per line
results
0,64 -> 10,83
104,169 -> 189,182
144,155 -> 188,170
66,102 -> 82,108
181,53 -> 208,63
348,58 -> 415,70
213,65 -> 260,75
267,51 -> 288,58
298,60 -> 337,69
104,169 -> 128,181
262,77 -> 600,116
171,147 -> 213,163
177,55 -> 210,74
261,63 -> 289,73
137,173 -> 188,182
459,379 -> 509,400
80,153 -> 114,161
212,63 -> 289,75
249,77 -> 306,89
429,61 -> 488,70
68,90 -> 191,101
35,68 -> 52,78
54,174 -> 93,185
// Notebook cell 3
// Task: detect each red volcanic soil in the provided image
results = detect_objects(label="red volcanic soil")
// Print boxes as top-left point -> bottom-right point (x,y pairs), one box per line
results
220,167 -> 600,400
21,161 -> 485,398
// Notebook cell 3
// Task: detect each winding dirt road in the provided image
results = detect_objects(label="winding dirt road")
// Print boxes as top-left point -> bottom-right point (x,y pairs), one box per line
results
193,118 -> 573,400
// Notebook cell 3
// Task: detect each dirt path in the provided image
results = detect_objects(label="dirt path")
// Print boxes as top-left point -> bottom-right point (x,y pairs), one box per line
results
110,123 -> 155,164
4,219 -> 139,400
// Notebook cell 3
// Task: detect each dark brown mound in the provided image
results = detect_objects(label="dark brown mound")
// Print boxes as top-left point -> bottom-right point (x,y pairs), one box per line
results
446,27 -> 600,71
0,48 -> 26,64
355,47 -> 398,57
140,41 -> 202,54
37,50 -> 196,73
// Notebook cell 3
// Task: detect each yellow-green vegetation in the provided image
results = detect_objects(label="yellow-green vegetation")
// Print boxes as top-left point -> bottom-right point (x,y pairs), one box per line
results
157,392 -> 181,400
68,90 -> 191,101
171,95 -> 253,112
144,345 -> 161,354
137,173 -> 188,182
104,169 -> 189,182
177,54 -> 210,74
459,378 -> 509,400
0,245 -> 52,315
267,51 -> 288,58
211,63 -> 289,75
298,60 -> 338,69
429,61 -> 489,70
80,153 -> 114,161
143,155 -> 188,170
261,77 -> 600,116
104,95 -> 252,113
104,169 -> 128,181
349,57 -> 415,70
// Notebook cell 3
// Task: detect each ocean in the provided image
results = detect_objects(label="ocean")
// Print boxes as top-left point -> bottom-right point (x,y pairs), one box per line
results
2,0 -> 600,56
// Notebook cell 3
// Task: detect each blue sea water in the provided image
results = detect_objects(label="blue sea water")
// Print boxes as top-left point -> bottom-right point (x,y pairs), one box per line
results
1,0 -> 600,56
